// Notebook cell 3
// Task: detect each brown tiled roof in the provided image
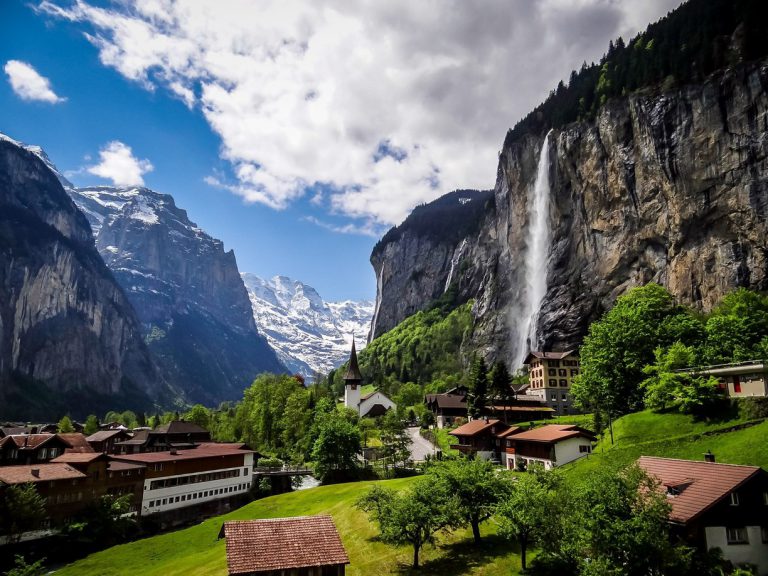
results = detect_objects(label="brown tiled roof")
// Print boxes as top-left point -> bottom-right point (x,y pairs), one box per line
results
114,429 -> 149,446
58,433 -> 94,453
86,430 -> 126,442
153,421 -> 210,435
52,452 -> 104,463
496,427 -> 522,439
111,444 -> 253,464
107,460 -> 146,472
221,516 -> 349,574
3,434 -> 59,450
0,463 -> 87,484
637,456 -> 763,524
449,419 -> 506,437
425,394 -> 467,409
524,350 -> 577,364
509,424 -> 595,443
487,405 -> 554,412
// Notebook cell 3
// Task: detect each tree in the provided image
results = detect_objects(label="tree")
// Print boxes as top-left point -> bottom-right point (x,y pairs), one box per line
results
380,409 -> 411,475
427,457 -> 510,544
184,404 -> 211,429
83,415 -> 99,436
57,415 -> 75,433
4,555 -> 46,576
395,382 -> 423,408
489,361 -> 513,420
572,284 -> 682,417
702,289 -> 768,363
357,478 -> 459,569
62,494 -> 137,548
468,356 -> 488,418
311,413 -> 361,483
641,342 -> 719,414
0,484 -> 46,544
497,469 -> 559,571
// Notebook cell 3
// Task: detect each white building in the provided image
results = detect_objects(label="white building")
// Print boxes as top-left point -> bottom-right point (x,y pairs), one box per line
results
110,443 -> 254,515
343,340 -> 396,418
503,424 -> 596,470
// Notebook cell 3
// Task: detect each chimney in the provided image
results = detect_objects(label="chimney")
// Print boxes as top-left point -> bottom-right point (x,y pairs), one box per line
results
170,449 -> 178,455
31,468 -> 40,478
704,451 -> 715,463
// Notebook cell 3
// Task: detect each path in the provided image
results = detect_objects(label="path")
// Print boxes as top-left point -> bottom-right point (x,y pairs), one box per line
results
407,426 -> 437,462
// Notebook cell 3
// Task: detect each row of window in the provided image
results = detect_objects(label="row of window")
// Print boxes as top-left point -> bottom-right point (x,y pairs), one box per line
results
531,379 -> 572,389
148,467 -> 249,490
726,526 -> 768,545
147,483 -> 249,508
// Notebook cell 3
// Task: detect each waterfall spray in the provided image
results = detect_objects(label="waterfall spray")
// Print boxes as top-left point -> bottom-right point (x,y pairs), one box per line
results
514,130 -> 553,368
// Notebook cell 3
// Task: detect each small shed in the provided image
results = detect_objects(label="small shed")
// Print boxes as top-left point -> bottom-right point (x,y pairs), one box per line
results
219,516 -> 350,576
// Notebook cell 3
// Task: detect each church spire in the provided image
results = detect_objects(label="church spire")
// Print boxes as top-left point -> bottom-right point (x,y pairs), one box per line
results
343,338 -> 363,382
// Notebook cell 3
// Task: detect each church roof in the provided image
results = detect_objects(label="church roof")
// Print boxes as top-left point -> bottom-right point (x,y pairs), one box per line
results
343,340 -> 363,381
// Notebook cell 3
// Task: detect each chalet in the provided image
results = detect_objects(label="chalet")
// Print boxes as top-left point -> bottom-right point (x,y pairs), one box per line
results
343,341 -> 396,418
424,392 -> 468,428
0,463 -> 92,541
504,424 -> 596,470
0,434 -> 72,466
638,456 -> 768,574
449,418 -> 515,461
680,361 -> 768,398
110,442 -> 254,516
86,429 -> 131,453
524,350 -> 582,415
58,433 -> 95,454
113,420 -> 212,454
220,516 -> 350,576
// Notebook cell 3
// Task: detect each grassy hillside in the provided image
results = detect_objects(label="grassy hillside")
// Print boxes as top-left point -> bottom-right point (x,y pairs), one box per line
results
565,410 -> 768,481
56,477 -> 522,576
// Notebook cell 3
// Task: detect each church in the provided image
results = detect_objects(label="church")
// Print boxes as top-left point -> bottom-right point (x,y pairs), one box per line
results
343,340 -> 396,418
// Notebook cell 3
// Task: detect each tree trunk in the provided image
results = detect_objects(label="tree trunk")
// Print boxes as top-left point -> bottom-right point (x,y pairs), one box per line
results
471,517 -> 482,544
413,542 -> 420,569
520,535 -> 527,572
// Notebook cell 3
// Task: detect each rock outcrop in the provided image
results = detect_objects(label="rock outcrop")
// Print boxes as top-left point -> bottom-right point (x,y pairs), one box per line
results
0,135 -> 162,418
371,60 -> 768,368
69,186 -> 285,404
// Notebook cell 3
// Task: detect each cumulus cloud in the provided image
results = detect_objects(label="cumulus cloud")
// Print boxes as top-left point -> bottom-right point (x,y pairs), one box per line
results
302,215 -> 384,238
38,0 -> 683,226
87,141 -> 154,186
4,60 -> 65,103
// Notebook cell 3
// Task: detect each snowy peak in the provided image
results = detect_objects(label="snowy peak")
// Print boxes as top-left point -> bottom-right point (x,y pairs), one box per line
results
242,273 -> 374,377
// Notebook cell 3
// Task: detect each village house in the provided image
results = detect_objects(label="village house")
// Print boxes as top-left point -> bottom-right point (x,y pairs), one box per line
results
110,442 -> 254,518
0,433 -> 72,466
524,350 -> 582,416
425,386 -> 553,428
220,516 -> 350,576
424,391 -> 468,429
449,418 -> 515,461
112,420 -> 212,454
638,456 -> 768,574
504,424 -> 596,470
343,341 -> 395,418
86,429 -> 131,453
681,360 -> 768,398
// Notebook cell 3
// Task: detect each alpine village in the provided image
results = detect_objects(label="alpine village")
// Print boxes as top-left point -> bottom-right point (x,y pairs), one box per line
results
2,1 -> 768,575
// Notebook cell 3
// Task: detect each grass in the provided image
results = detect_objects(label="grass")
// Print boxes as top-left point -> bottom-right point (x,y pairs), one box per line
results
55,477 -> 522,576
565,409 -> 768,481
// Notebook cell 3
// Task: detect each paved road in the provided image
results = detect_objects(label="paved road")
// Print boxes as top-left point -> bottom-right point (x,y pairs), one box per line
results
406,426 -> 437,462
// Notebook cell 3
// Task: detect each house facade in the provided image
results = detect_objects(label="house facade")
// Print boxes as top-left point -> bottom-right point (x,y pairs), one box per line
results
504,424 -> 596,470
524,351 -> 581,415
111,443 -> 254,516
638,456 -> 768,574
682,361 -> 768,398
449,419 -> 515,461
0,434 -> 72,466
425,392 -> 468,428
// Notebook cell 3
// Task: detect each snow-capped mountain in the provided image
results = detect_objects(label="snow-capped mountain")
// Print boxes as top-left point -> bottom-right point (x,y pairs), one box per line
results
67,185 -> 284,404
241,274 -> 374,377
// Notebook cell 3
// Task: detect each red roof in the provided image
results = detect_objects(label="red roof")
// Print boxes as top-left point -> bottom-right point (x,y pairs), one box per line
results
52,452 -> 104,464
2,434 -> 59,450
496,427 -> 522,439
221,516 -> 349,574
111,443 -> 252,464
0,463 -> 87,484
449,419 -> 506,437
637,456 -> 763,524
508,424 -> 595,443
107,460 -> 146,472
58,433 -> 95,453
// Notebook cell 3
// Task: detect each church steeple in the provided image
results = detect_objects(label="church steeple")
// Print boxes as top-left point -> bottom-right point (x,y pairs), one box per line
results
343,338 -> 363,383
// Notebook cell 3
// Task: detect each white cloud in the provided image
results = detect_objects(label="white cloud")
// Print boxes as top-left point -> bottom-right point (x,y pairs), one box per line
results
87,141 -> 154,186
302,216 -> 383,238
38,0 -> 683,226
4,60 -> 65,103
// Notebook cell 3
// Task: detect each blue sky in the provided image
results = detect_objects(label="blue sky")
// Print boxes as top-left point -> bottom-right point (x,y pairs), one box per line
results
1,0 -> 682,301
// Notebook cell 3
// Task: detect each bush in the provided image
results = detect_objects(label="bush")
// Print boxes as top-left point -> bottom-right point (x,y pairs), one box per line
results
738,397 -> 768,420
257,457 -> 283,469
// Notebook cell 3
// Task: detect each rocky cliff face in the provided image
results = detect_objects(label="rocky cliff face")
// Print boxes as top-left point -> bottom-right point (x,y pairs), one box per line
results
242,273 -> 373,377
69,187 -> 285,404
0,135 -> 161,418
371,60 -> 768,368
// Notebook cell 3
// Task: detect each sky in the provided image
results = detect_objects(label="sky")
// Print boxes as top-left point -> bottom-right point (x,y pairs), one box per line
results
1,0 -> 683,301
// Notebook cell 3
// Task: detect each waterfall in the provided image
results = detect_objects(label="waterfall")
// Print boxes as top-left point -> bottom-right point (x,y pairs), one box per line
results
444,239 -> 467,293
513,130 -> 553,369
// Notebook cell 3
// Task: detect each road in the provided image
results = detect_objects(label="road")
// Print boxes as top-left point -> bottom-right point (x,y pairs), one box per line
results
406,426 -> 437,462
